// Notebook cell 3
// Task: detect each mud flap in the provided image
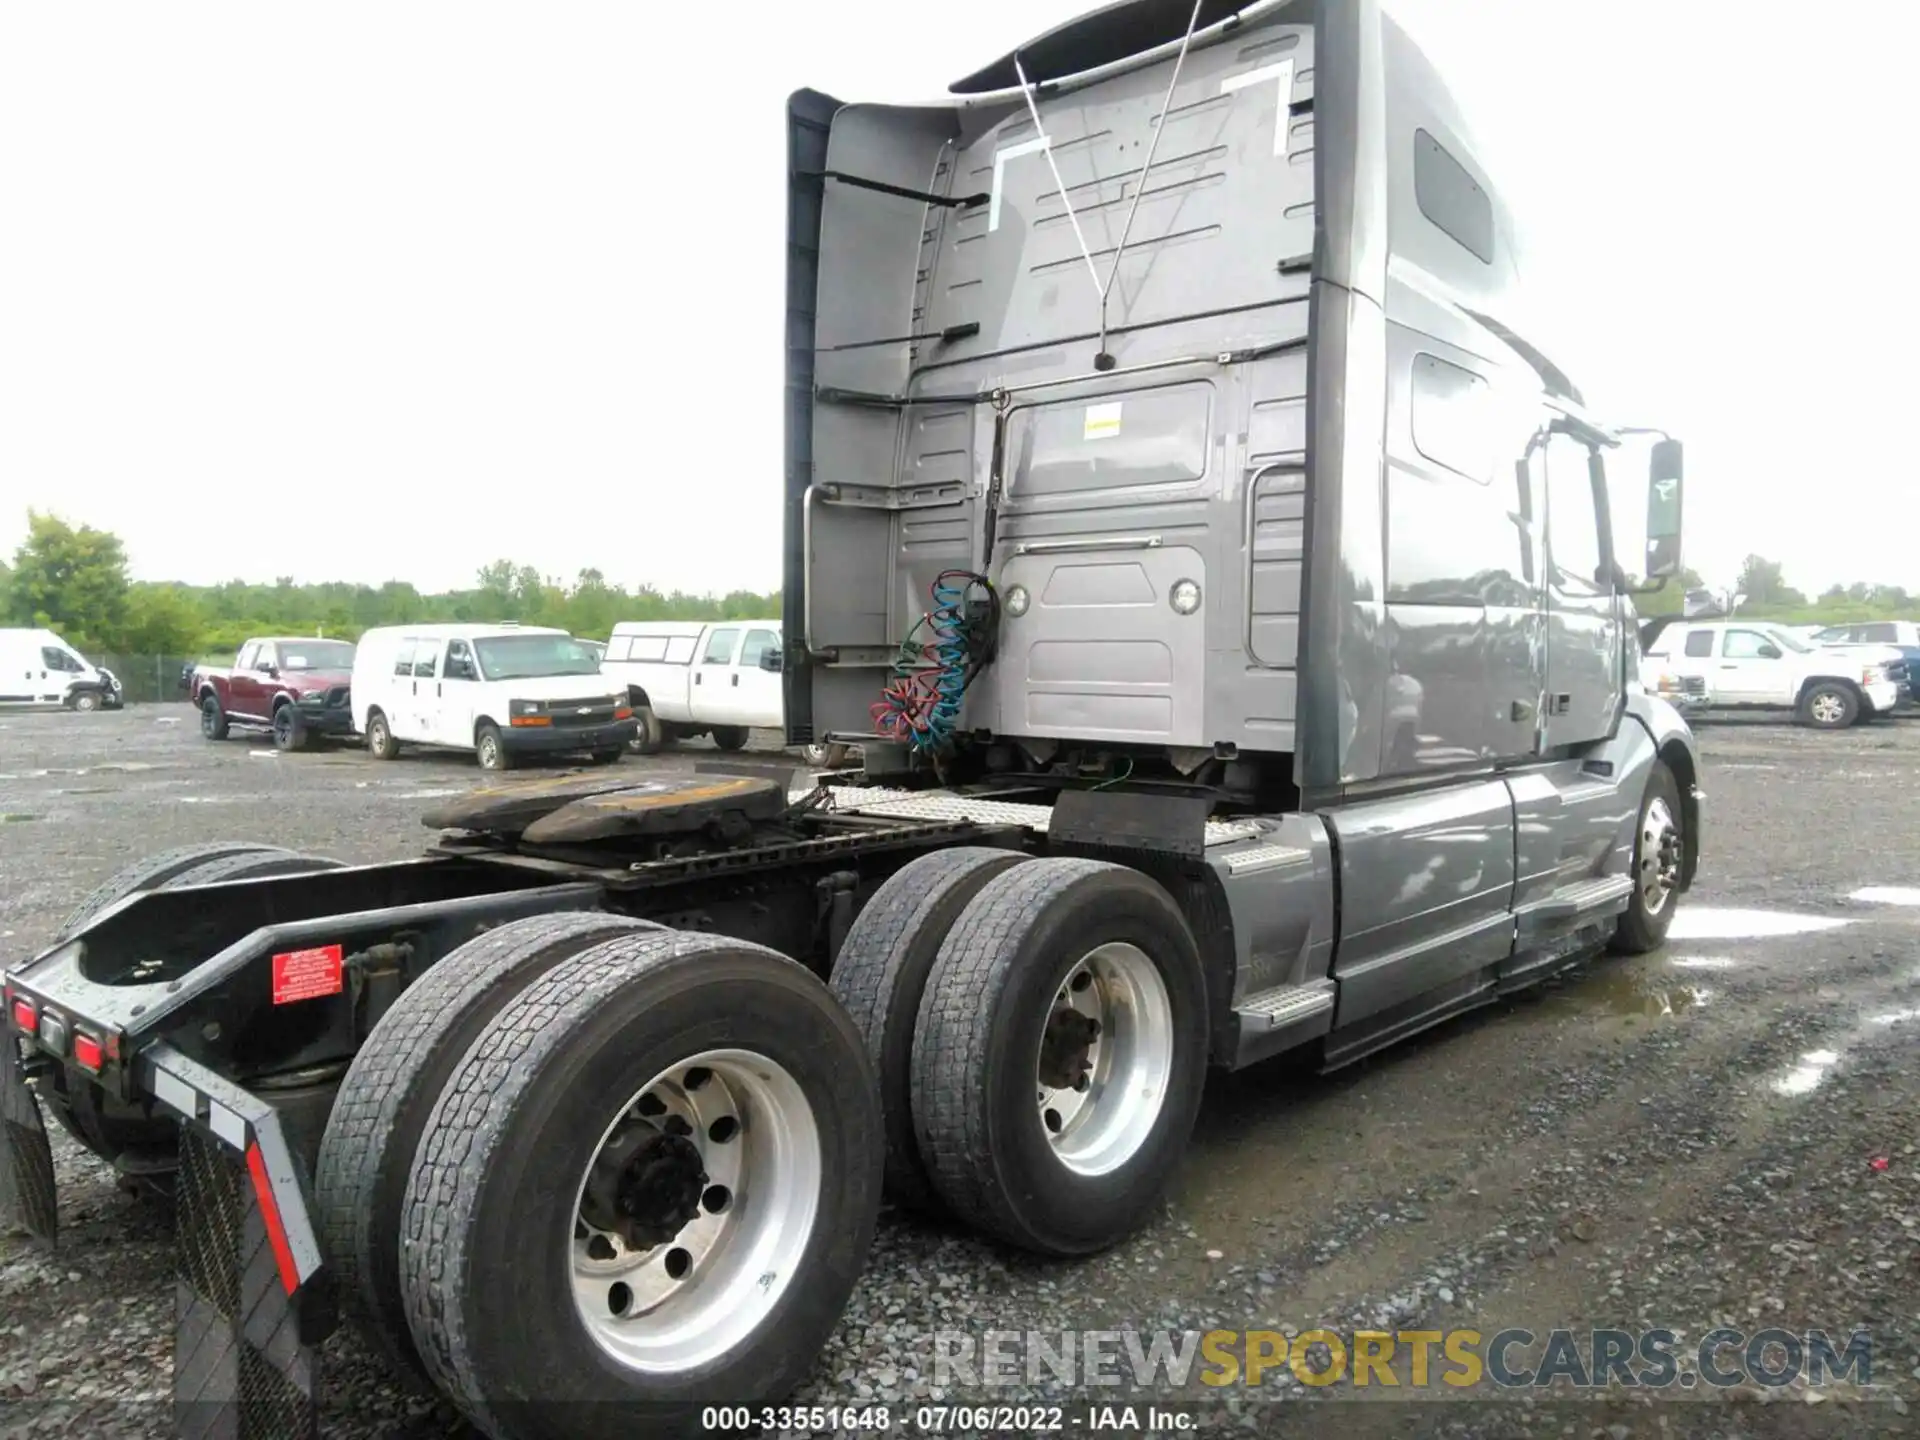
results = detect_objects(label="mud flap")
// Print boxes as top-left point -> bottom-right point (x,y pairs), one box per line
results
143,1046 -> 333,1440
0,1040 -> 58,1244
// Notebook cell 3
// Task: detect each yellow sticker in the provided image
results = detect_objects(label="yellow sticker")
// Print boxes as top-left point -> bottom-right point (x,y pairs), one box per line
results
1083,401 -> 1123,440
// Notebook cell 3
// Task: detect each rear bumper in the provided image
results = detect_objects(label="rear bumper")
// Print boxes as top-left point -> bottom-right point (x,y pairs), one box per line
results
2,1038 -> 328,1432
502,717 -> 638,753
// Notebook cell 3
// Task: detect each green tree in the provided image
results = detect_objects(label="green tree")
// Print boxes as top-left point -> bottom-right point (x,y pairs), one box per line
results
6,511 -> 131,646
119,582 -> 208,655
1734,553 -> 1806,610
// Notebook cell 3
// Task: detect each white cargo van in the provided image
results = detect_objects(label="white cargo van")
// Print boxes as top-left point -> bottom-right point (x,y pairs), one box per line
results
0,627 -> 123,711
351,622 -> 637,771
602,619 -> 785,754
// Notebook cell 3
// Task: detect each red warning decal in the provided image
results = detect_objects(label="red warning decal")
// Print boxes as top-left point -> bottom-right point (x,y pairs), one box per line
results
271,943 -> 345,1005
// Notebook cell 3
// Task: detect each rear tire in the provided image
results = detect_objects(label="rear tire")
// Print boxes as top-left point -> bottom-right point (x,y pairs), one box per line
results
1610,759 -> 1684,954
1797,682 -> 1859,729
711,725 -> 749,753
366,708 -> 401,760
911,857 -> 1207,1257
399,930 -> 882,1440
590,747 -> 624,766
199,694 -> 229,740
829,847 -> 1029,1215
802,741 -> 851,769
316,911 -> 662,1388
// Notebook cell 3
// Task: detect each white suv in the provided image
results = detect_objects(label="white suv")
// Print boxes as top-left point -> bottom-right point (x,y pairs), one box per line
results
1641,620 -> 1905,729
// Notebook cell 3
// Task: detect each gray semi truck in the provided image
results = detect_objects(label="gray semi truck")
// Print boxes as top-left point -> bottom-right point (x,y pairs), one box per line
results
1,1 -> 1699,1436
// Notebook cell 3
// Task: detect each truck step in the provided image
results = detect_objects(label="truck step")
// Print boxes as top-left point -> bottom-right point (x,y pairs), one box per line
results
1234,979 -> 1336,1030
1517,874 -> 1634,930
824,786 -> 1265,847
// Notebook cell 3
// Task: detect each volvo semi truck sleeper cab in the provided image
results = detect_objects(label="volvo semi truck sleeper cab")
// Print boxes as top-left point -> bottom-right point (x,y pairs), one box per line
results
3,2 -> 1698,1437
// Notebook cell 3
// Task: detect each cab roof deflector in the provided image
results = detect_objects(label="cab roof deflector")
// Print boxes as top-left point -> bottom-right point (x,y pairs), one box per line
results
947,0 -> 1261,95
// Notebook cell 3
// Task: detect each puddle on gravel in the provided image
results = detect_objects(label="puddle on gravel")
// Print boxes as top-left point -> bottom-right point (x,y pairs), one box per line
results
1851,886 -> 1920,906
1667,907 -> 1850,941
1669,954 -> 1741,971
1773,1049 -> 1842,1096
1572,970 -> 1714,1017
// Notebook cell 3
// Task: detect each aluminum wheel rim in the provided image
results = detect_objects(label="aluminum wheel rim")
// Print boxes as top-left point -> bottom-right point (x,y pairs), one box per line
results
569,1048 -> 821,1375
479,734 -> 499,767
1811,692 -> 1844,724
1640,796 -> 1680,915
1034,941 -> 1174,1178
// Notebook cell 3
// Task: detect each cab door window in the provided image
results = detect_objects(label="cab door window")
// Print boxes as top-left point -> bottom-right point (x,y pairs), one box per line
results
737,629 -> 778,669
445,640 -> 477,680
1721,629 -> 1777,660
1544,435 -> 1609,592
703,628 -> 739,666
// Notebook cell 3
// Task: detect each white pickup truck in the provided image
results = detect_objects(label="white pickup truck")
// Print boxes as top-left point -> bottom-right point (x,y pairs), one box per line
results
1640,618 -> 1907,729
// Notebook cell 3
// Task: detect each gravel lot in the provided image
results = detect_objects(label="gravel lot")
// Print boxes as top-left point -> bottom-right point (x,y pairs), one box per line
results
2,706 -> 1918,1438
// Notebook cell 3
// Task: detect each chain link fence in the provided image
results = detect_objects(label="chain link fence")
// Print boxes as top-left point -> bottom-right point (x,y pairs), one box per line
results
94,653 -> 208,706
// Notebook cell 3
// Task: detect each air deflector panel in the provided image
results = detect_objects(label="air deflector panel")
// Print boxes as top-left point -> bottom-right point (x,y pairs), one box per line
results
949,0 -> 1274,95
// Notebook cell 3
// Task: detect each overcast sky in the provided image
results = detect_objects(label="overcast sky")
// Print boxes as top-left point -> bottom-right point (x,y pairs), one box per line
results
1,2 -> 1910,599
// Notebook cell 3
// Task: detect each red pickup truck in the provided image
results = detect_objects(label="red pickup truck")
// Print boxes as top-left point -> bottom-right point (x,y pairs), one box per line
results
192,636 -> 357,750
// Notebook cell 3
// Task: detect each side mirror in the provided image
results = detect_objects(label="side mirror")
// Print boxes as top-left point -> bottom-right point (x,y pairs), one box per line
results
1644,438 -> 1684,580
262,663 -> 279,678
1757,643 -> 1782,660
759,649 -> 784,672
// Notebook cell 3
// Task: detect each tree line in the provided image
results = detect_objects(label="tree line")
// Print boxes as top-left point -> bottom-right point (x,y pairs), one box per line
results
4,509 -> 1913,662
2,511 -> 782,660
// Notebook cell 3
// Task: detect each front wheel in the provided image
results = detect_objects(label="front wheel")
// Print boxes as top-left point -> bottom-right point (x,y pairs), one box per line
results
271,705 -> 310,752
629,704 -> 666,755
476,722 -> 515,772
365,708 -> 401,760
1611,759 -> 1684,954
1798,682 -> 1859,729
802,741 -> 850,769
71,690 -> 102,713
398,930 -> 882,1440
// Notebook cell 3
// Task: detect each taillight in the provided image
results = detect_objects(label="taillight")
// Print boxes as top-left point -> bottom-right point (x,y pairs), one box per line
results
10,996 -> 36,1035
72,1031 -> 104,1072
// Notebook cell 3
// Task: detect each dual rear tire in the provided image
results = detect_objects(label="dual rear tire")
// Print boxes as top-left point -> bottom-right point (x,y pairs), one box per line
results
830,850 -> 1209,1257
315,914 -> 882,1439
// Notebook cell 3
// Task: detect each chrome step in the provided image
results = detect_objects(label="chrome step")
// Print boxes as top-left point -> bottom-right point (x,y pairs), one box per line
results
1235,979 -> 1336,1030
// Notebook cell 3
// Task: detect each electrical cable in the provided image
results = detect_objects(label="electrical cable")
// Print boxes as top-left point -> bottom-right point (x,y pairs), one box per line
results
869,570 -> 999,754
